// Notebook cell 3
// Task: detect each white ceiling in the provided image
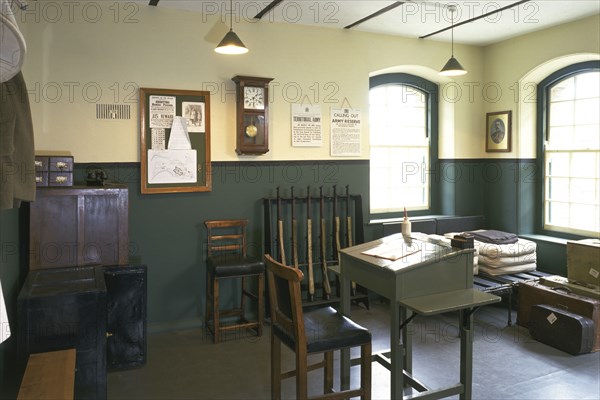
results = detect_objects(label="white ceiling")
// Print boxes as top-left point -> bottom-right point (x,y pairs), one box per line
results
145,0 -> 600,46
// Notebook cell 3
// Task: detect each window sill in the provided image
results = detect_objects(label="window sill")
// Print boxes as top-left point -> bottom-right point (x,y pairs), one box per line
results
518,233 -> 569,246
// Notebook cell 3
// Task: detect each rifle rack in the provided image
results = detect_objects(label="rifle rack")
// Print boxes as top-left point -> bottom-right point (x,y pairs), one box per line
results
263,185 -> 369,309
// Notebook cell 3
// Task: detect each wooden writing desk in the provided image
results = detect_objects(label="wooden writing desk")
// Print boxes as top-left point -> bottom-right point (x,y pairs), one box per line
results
339,234 -> 500,399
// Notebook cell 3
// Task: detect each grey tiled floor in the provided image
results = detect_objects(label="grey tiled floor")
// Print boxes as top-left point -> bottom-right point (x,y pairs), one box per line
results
108,300 -> 600,399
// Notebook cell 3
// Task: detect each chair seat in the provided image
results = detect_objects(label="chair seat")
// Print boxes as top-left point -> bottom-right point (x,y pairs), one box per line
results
207,254 -> 265,278
274,306 -> 371,354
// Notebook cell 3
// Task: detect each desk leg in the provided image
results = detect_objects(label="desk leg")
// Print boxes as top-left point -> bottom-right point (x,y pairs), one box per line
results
391,300 -> 403,399
459,309 -> 473,400
340,268 -> 352,391
401,307 -> 413,374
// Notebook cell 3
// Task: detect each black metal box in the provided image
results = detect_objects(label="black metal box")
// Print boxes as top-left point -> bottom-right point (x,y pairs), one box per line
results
104,264 -> 147,369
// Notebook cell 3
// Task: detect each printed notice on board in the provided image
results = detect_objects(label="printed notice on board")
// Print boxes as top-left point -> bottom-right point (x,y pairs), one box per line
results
291,104 -> 322,147
149,95 -> 176,128
330,108 -> 361,156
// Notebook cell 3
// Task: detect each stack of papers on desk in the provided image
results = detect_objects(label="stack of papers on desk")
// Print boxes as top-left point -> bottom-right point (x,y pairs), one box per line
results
361,240 -> 421,261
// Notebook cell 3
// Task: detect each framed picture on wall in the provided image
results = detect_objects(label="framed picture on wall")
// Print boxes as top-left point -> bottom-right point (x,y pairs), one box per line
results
139,88 -> 211,194
485,110 -> 511,153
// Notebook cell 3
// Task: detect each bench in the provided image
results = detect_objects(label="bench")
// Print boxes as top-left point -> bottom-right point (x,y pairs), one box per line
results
18,349 -> 76,400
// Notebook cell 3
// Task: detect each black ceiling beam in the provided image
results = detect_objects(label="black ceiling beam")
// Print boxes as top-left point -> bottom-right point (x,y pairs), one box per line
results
419,0 -> 532,39
344,1 -> 405,30
149,0 -> 159,6
254,0 -> 285,20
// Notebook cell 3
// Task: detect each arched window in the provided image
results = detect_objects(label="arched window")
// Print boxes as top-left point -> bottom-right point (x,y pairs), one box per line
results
369,73 -> 438,215
538,61 -> 600,236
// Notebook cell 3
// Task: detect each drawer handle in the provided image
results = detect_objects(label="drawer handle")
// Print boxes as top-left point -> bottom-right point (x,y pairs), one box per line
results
54,176 -> 67,183
35,176 -> 43,182
34,160 -> 43,167
106,332 -> 114,338
56,162 -> 68,170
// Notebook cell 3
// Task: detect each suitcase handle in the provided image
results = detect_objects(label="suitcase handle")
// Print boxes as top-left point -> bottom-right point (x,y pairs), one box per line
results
551,286 -> 573,294
554,303 -> 570,311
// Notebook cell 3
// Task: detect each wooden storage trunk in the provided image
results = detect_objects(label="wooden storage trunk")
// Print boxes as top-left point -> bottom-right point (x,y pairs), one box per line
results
518,281 -> 600,351
567,240 -> 600,287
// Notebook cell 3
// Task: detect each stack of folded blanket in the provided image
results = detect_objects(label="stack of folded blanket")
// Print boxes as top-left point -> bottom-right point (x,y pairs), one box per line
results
466,230 -> 537,276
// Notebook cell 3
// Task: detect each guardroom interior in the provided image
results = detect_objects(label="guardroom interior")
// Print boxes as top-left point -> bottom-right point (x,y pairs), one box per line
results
1,1 -> 599,399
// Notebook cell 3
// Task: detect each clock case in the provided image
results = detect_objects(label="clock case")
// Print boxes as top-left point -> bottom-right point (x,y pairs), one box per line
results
232,76 -> 273,155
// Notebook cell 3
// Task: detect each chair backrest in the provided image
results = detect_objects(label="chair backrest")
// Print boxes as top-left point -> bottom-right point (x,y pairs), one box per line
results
264,254 -> 305,346
205,219 -> 248,257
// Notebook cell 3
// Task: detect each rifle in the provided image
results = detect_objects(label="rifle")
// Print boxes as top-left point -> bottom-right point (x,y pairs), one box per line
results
306,186 -> 315,302
291,187 -> 299,269
277,186 -> 286,264
346,185 -> 356,296
319,186 -> 332,300
333,185 -> 341,263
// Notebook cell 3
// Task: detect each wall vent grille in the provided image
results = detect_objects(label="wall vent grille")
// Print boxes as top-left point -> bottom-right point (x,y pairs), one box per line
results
96,104 -> 131,120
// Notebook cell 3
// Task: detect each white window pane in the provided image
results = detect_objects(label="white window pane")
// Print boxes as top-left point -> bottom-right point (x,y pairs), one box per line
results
571,178 -> 599,203
574,98 -> 600,125
547,201 -> 569,226
550,76 -> 575,102
547,177 -> 569,201
575,72 -> 600,99
574,125 -> 600,150
549,101 -> 574,127
547,126 -> 572,148
546,153 -> 569,176
571,154 -> 598,178
571,204 -> 598,231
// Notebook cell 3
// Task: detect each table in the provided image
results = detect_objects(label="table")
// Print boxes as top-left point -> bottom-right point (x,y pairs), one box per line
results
339,233 -> 500,399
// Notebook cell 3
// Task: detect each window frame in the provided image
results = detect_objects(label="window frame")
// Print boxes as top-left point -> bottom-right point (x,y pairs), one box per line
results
369,73 -> 439,219
536,60 -> 600,239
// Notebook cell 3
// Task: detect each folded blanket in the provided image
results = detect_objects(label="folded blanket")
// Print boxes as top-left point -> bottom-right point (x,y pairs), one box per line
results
478,263 -> 537,276
478,253 -> 537,268
467,229 -> 518,244
443,232 -> 536,257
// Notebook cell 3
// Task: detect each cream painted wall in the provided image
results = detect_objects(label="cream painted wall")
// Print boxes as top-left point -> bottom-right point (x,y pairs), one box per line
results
482,14 -> 600,159
16,1 -> 483,162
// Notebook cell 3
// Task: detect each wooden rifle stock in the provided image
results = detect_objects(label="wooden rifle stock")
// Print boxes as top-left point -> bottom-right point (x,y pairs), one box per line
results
276,187 -> 286,264
291,187 -> 299,269
346,185 -> 356,295
306,186 -> 315,301
319,186 -> 332,299
333,185 -> 341,263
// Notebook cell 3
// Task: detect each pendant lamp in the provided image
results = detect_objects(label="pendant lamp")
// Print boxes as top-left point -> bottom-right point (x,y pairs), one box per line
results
215,0 -> 248,55
439,5 -> 466,76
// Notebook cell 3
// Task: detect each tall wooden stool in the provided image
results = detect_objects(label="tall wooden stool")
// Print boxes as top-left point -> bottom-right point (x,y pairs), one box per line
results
204,219 -> 264,344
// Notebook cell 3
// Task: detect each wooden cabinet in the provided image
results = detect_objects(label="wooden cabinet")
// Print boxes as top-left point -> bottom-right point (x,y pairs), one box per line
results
28,185 -> 129,270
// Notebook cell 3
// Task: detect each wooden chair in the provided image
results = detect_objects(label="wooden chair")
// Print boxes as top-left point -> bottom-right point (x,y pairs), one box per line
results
204,219 -> 264,344
264,254 -> 371,399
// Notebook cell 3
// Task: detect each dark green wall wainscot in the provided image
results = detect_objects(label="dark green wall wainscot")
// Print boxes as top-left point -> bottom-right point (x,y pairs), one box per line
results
0,157 -> 577,395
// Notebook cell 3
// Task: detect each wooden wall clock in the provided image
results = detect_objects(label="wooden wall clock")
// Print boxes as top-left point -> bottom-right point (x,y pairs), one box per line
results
232,76 -> 273,155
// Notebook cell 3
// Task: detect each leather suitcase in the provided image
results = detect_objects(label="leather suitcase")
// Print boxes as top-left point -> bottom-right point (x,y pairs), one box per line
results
540,275 -> 600,300
518,281 -> 600,351
529,304 -> 594,355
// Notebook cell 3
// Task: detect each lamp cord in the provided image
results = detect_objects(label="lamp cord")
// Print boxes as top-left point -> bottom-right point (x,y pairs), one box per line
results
229,0 -> 233,31
450,8 -> 455,57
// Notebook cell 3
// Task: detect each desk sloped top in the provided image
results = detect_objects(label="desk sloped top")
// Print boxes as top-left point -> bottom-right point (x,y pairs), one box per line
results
341,233 -> 474,273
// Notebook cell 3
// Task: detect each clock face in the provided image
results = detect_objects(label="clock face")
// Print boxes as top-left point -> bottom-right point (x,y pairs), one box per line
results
244,86 -> 265,110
